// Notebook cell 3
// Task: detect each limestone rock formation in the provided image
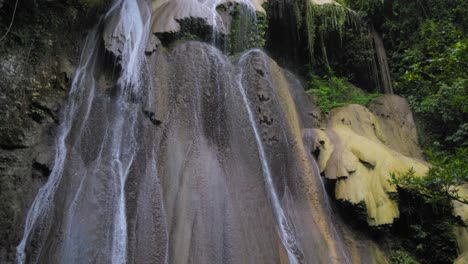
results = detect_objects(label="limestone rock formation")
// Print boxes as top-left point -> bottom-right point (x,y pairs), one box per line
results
151,0 -> 266,33
309,96 -> 429,226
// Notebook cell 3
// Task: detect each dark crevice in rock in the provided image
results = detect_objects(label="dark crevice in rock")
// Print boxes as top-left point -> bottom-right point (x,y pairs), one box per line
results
30,101 -> 59,124
31,161 -> 51,180
255,68 -> 265,76
257,93 -> 270,102
143,110 -> 162,126
259,115 -> 273,125
268,135 -> 279,143
312,146 -> 320,160
156,17 -> 217,48
359,158 -> 375,169
0,143 -> 28,150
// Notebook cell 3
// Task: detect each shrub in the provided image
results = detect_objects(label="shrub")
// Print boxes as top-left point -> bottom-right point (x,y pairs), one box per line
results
307,75 -> 381,112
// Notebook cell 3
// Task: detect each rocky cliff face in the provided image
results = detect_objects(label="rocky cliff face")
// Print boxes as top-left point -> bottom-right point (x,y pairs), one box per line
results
0,1 -> 106,262
0,50 -> 68,262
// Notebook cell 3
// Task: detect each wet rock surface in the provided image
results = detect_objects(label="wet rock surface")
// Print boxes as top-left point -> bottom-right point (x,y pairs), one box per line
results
150,0 -> 266,33
0,50 -> 72,262
0,1 -> 108,261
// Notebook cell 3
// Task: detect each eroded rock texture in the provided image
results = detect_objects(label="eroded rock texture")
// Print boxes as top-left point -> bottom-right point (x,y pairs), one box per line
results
151,0 -> 266,33
309,96 -> 429,226
0,1 -> 106,262
0,40 -> 73,264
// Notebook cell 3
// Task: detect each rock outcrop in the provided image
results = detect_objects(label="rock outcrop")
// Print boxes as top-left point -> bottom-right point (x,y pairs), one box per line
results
0,1 -> 106,262
151,0 -> 266,33
309,96 -> 429,226
0,49 -> 71,263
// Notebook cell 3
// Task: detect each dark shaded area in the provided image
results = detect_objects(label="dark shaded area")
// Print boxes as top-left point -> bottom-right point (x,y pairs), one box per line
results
156,17 -> 215,48
264,0 -> 310,77
391,187 -> 459,264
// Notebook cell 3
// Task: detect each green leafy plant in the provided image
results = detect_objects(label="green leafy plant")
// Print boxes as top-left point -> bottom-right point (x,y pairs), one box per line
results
390,249 -> 420,264
307,75 -> 381,112
390,147 -> 468,205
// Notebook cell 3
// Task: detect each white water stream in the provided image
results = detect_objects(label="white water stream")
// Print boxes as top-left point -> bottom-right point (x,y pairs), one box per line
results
236,50 -> 303,264
17,0 -> 152,263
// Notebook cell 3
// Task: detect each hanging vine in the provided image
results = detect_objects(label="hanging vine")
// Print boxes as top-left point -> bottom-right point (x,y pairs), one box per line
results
303,1 -> 361,66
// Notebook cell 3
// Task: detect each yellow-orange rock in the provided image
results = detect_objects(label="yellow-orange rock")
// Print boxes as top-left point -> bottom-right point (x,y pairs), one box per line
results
311,96 -> 429,226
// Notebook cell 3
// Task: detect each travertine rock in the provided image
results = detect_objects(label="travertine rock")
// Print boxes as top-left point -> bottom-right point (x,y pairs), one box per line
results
150,0 -> 266,33
310,99 -> 429,226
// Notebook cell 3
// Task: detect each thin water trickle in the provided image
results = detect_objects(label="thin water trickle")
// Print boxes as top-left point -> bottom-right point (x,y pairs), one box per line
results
105,0 -> 152,262
16,30 -> 102,264
236,49 -> 304,264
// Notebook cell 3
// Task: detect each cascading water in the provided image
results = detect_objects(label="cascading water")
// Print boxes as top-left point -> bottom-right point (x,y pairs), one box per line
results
17,0 -> 154,263
236,49 -> 304,264
16,30 -> 102,264
16,0 -> 384,263
103,1 -> 152,262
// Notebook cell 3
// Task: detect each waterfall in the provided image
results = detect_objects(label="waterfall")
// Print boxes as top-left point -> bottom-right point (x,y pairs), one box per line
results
16,29 -> 102,264
103,1 -> 152,262
236,49 -> 304,264
14,0 -> 382,263
369,24 -> 393,94
16,0 -> 154,263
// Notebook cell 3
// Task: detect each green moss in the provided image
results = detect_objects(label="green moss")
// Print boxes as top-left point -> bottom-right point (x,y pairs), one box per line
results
156,17 -> 213,48
227,4 -> 268,54
256,11 -> 268,48
388,191 -> 399,202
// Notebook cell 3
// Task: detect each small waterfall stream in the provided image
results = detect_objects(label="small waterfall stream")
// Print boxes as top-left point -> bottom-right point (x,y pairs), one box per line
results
16,29 -> 102,264
236,49 -> 304,264
103,1 -> 152,262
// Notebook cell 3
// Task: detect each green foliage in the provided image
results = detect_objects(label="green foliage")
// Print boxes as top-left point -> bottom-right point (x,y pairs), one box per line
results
338,0 -> 384,18
338,0 -> 468,150
390,250 -> 420,264
255,11 -> 268,48
384,0 -> 467,150
390,147 -> 468,205
227,5 -> 268,54
305,2 -> 349,58
391,187 -> 458,264
307,75 -> 381,112
0,0 -> 109,63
